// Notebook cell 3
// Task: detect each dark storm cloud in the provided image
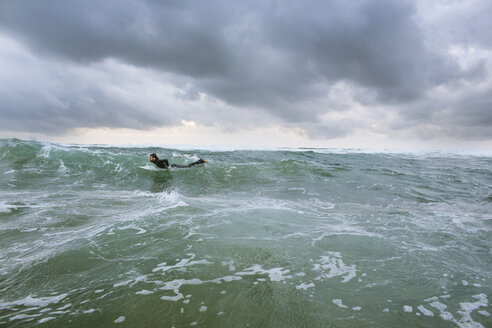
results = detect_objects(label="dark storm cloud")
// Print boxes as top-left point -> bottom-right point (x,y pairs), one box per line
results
0,81 -> 171,135
0,1 -> 233,76
394,81 -> 492,141
0,0 -> 491,139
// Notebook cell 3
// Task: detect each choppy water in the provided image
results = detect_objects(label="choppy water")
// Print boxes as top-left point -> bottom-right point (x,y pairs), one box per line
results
0,138 -> 491,327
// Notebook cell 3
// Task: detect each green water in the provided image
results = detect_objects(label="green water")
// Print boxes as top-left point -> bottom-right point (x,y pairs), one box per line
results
0,139 -> 491,327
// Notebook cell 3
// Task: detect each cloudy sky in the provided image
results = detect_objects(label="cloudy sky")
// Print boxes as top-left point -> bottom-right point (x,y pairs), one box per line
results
1,0 -> 491,149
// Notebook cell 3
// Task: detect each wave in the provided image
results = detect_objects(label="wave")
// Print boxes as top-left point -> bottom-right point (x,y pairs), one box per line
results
2,138 -> 490,200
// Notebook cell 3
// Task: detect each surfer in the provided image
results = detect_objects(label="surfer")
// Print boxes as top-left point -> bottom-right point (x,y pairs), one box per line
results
149,153 -> 207,169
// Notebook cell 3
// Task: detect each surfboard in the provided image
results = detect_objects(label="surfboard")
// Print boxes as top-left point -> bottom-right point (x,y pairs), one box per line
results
140,165 -> 167,171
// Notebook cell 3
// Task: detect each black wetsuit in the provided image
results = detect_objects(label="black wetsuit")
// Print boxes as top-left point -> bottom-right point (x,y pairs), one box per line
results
151,156 -> 206,169
153,158 -> 170,169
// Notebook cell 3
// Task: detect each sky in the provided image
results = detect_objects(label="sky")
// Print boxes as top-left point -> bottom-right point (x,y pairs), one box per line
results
1,0 -> 491,150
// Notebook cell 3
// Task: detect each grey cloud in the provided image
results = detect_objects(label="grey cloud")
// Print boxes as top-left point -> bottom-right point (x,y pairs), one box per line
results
428,0 -> 492,50
391,80 -> 492,141
0,0 -> 491,140
1,0 -> 233,76
301,120 -> 361,140
0,84 -> 171,135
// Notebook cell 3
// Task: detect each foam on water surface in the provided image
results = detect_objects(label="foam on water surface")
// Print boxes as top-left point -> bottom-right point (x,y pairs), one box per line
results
0,294 -> 68,309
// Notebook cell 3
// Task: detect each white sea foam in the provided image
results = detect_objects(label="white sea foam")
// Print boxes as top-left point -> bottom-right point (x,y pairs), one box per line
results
152,254 -> 212,273
424,296 -> 439,302
156,190 -> 189,210
403,305 -> 413,313
0,294 -> 68,309
332,299 -> 348,309
171,152 -> 200,162
58,160 -> 68,174
155,273 -> 242,303
0,201 -> 16,213
414,293 -> 490,327
160,278 -> 203,301
19,228 -> 37,232
119,224 -> 147,235
113,279 -> 134,288
309,198 -> 335,211
312,252 -> 356,283
235,265 -> 292,282
417,305 -> 434,316
57,303 -> 71,310
9,313 -> 41,321
456,294 -> 488,328
38,317 -> 56,323
37,144 -> 52,158
296,282 -> 315,290
113,272 -> 149,289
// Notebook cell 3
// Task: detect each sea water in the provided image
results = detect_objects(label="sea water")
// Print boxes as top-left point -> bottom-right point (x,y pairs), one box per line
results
0,138 -> 491,327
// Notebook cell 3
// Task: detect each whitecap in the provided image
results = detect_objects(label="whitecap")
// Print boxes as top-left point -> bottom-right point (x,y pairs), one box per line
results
159,278 -> 204,302
0,294 -> 68,309
152,253 -> 212,273
417,305 -> 434,316
235,265 -> 292,282
119,224 -> 147,235
296,282 -> 315,290
58,160 -> 68,174
332,299 -> 348,309
456,293 -> 488,327
37,144 -> 52,158
155,190 -> 189,210
136,290 -> 154,295
424,296 -> 438,302
312,252 -> 356,283
403,305 -> 413,313
0,201 -> 16,213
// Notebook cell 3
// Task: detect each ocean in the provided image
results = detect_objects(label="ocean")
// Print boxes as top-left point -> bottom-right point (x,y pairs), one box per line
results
0,138 -> 491,327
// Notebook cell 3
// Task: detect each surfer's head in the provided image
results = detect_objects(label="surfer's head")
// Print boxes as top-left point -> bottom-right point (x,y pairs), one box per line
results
149,153 -> 158,162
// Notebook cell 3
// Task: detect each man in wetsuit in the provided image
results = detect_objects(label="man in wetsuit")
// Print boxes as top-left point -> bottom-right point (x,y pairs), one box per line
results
149,153 -> 207,169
